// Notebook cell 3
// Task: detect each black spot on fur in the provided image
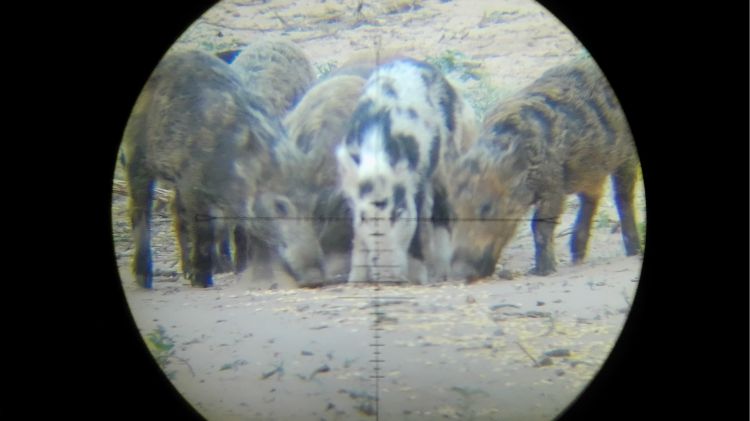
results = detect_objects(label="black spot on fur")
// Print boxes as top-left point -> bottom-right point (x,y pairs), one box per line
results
401,136 -> 419,170
408,187 -> 425,259
432,184 -> 451,229
351,153 -> 360,165
362,109 -> 392,149
359,181 -> 373,198
391,185 -> 406,223
346,99 -> 377,146
373,199 -> 388,210
384,134 -> 400,166
439,83 -> 457,133
420,73 -> 431,88
382,82 -> 398,99
388,134 -> 419,169
407,108 -> 418,120
426,134 -> 440,176
393,185 -> 406,209
409,59 -> 438,81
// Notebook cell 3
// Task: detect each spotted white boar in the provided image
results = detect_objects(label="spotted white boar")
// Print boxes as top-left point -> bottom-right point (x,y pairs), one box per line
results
447,58 -> 642,281
336,58 -> 478,283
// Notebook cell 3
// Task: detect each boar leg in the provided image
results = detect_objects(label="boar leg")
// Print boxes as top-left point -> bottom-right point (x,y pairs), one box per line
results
571,190 -> 603,263
233,225 -> 248,274
171,191 -> 193,281
348,233 -> 370,282
612,162 -> 641,256
128,171 -> 155,289
190,209 -> 215,287
214,223 -> 234,274
531,193 -> 565,275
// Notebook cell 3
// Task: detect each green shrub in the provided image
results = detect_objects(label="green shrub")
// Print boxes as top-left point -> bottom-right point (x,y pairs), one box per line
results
144,325 -> 177,379
315,61 -> 338,79
426,50 -> 482,82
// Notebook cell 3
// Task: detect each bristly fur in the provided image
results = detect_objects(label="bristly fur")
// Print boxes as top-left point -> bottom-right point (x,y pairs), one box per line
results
281,74 -> 369,284
448,57 -> 641,281
232,37 -> 316,118
122,50 -> 280,288
122,49 -> 326,289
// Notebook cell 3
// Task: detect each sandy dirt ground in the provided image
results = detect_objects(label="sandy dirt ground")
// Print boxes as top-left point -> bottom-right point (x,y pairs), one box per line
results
111,0 -> 646,420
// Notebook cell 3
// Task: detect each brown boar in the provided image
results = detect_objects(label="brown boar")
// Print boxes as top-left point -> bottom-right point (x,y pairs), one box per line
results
447,58 -> 641,280
231,37 -> 316,118
121,50 -> 326,288
282,74 -> 367,284
121,50 -> 280,288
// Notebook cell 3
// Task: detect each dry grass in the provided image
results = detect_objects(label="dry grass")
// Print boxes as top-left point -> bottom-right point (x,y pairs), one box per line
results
384,0 -> 424,15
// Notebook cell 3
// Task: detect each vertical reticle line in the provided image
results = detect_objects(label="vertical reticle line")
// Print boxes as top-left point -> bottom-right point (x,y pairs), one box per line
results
370,283 -> 384,421
369,35 -> 383,420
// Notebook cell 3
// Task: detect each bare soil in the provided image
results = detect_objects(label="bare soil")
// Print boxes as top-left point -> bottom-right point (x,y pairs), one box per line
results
112,1 -> 646,420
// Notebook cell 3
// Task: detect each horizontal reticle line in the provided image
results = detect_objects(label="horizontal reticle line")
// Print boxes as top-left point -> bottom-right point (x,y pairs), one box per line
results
194,215 -> 556,223
352,264 -> 403,268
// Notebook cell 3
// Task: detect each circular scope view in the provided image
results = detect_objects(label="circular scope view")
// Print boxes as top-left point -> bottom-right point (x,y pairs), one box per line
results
111,0 -> 646,419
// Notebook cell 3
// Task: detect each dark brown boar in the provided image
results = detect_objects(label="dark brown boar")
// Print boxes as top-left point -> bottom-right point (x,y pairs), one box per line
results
231,37 -> 316,118
122,50 -> 326,288
121,50 -> 282,288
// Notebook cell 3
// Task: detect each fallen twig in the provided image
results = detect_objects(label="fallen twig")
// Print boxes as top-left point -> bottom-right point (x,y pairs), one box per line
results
515,341 -> 539,367
172,355 -> 196,377
308,364 -> 330,380
261,362 -> 284,380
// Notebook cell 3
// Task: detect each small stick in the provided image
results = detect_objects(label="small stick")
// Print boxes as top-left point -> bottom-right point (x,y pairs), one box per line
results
172,355 -> 196,377
261,363 -> 284,380
515,341 -> 539,367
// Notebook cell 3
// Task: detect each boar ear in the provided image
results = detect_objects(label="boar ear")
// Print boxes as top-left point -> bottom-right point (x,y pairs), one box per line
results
335,143 -> 360,194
